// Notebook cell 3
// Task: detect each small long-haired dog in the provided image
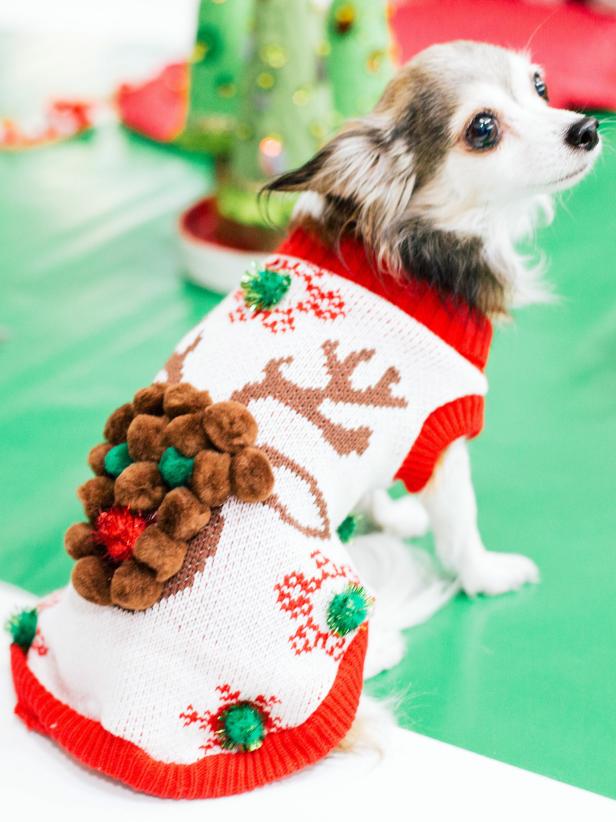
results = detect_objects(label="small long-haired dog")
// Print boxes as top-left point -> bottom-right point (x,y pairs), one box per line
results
266,40 -> 601,597
12,42 -> 602,798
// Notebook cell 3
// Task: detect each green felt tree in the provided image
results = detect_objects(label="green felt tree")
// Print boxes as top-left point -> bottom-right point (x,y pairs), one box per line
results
217,0 -> 335,230
326,0 -> 396,122
178,0 -> 253,153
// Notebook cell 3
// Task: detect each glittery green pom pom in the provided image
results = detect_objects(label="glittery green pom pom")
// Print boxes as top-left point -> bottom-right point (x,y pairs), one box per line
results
5,608 -> 38,650
159,447 -> 194,488
218,702 -> 265,752
104,443 -> 133,478
327,584 -> 370,637
336,514 -> 359,544
241,267 -> 291,311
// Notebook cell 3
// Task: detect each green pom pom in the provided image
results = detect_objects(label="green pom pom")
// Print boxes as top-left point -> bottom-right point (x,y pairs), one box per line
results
336,514 -> 359,544
159,447 -> 194,488
104,443 -> 133,477
219,702 -> 265,752
327,584 -> 370,637
5,608 -> 38,650
241,267 -> 291,311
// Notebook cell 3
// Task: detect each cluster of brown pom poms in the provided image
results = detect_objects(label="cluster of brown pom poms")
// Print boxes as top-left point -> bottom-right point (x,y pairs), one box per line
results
64,382 -> 275,611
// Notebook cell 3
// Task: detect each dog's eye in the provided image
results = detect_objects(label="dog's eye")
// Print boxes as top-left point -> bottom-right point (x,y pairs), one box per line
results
533,71 -> 549,101
465,112 -> 500,150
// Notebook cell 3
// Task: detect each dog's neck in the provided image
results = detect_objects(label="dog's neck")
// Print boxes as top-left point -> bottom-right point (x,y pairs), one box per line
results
292,191 -> 553,317
276,224 -> 493,372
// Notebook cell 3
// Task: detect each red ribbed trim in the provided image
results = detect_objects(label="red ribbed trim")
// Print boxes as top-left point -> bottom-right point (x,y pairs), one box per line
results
276,229 -> 493,371
395,395 -> 485,493
10,628 -> 367,799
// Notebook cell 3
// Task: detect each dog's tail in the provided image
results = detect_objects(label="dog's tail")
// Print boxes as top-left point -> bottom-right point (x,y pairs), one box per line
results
346,532 -> 459,679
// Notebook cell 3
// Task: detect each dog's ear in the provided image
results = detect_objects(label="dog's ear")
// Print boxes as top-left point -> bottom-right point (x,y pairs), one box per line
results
264,118 -> 414,201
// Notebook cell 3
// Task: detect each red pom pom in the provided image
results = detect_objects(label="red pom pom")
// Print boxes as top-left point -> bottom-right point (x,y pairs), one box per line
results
94,507 -> 149,563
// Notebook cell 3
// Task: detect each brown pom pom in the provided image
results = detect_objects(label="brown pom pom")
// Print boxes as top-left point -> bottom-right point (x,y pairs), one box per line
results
163,383 -> 212,418
88,443 -> 112,476
133,383 -> 166,415
103,402 -> 134,445
164,413 -> 208,457
126,414 -> 166,462
202,401 -> 257,453
191,450 -> 232,507
114,462 -> 166,511
110,559 -> 163,611
231,447 -> 275,503
64,523 -> 97,559
77,476 -> 115,520
133,526 -> 187,582
72,555 -> 113,606
157,487 -> 211,541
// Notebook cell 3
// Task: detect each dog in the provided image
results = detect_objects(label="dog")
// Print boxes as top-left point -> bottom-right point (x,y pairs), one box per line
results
10,42 -> 601,798
265,39 -> 601,598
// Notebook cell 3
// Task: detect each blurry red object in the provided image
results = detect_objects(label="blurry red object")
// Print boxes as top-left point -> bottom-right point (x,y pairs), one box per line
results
392,0 -> 616,110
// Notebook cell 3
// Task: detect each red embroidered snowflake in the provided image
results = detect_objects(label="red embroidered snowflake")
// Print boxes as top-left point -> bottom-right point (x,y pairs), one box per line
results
274,550 -> 358,661
179,684 -> 282,753
228,256 -> 346,334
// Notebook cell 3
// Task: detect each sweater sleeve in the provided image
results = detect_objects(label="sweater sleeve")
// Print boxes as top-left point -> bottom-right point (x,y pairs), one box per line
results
394,395 -> 484,493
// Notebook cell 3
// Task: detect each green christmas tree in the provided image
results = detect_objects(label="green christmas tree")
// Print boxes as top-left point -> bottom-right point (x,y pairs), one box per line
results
326,0 -> 396,122
178,0 -> 253,153
217,0 -> 335,230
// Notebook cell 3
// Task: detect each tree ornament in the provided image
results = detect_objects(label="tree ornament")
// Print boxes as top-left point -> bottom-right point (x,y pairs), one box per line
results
5,608 -> 38,651
334,3 -> 356,35
104,443 -> 133,478
218,702 -> 266,751
159,447 -> 195,488
327,583 -> 370,636
241,266 -> 291,311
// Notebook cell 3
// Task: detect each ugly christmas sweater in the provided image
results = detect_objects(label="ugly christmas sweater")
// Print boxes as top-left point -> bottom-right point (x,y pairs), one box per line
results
9,228 -> 491,799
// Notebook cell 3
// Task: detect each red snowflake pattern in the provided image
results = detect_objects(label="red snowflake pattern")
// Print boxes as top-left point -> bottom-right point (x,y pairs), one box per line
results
179,684 -> 282,753
228,256 -> 346,334
274,550 -> 359,661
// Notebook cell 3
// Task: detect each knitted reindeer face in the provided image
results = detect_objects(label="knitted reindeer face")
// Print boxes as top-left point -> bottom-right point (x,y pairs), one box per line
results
266,41 -> 601,315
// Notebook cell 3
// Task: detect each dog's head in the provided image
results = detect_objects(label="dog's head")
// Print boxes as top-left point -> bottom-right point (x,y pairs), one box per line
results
264,41 -> 601,315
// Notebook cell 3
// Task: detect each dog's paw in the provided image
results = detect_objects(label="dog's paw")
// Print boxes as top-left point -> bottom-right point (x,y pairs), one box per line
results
460,551 -> 539,597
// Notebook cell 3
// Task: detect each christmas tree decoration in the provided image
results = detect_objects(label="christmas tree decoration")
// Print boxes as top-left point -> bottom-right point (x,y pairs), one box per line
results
5,609 -> 38,651
217,702 -> 266,751
240,265 -> 292,311
327,0 -> 397,120
327,583 -> 371,637
178,0 -> 253,153
65,383 -> 275,611
218,0 -> 335,230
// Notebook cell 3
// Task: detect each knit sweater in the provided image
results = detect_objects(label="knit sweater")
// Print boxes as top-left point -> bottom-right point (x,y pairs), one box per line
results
10,228 -> 491,799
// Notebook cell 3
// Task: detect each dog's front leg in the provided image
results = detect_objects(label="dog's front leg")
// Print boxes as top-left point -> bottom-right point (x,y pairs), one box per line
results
421,438 -> 539,596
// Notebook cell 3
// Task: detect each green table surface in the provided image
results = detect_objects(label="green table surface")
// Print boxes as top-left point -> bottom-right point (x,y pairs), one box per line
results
1,30 -> 615,801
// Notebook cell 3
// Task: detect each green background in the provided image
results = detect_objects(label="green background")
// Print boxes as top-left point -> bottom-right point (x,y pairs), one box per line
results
1,32 -> 615,801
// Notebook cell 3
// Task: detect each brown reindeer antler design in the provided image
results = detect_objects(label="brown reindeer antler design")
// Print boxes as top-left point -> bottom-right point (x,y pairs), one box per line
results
164,332 -> 204,384
232,340 -> 407,456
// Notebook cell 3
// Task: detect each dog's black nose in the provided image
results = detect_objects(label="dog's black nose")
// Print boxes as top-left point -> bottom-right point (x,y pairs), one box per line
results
565,116 -> 599,151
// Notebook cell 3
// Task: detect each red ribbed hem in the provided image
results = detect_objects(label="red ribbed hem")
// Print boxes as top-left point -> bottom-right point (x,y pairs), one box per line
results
10,628 -> 367,799
276,229 -> 493,371
395,395 -> 485,492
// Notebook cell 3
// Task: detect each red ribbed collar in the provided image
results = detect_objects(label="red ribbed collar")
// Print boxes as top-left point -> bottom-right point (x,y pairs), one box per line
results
276,228 -> 492,371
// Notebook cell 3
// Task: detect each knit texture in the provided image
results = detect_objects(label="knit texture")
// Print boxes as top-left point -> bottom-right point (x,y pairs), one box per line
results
11,228 -> 490,798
